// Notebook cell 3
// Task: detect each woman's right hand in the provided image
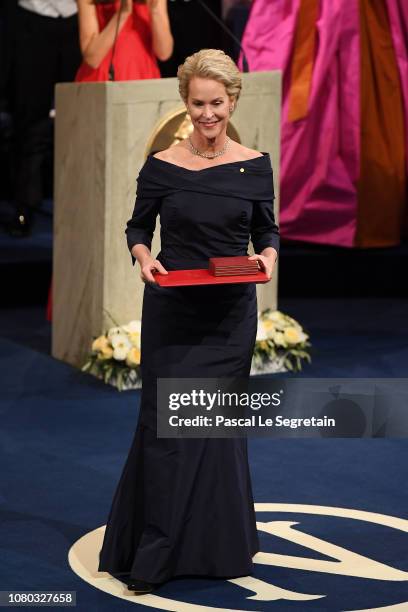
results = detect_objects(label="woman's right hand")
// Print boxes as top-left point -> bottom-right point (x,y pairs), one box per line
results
140,258 -> 168,284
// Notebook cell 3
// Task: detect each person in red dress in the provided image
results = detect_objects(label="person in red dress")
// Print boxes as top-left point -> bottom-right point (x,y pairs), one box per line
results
46,0 -> 173,321
76,0 -> 173,81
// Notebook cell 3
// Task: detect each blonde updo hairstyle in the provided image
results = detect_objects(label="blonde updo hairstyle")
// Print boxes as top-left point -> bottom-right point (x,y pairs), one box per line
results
177,49 -> 242,113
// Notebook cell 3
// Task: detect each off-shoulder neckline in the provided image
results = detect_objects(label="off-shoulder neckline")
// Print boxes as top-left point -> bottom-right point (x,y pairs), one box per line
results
148,151 -> 270,173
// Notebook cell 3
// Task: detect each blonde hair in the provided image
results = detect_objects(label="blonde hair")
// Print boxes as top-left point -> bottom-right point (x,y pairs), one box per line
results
177,49 -> 242,105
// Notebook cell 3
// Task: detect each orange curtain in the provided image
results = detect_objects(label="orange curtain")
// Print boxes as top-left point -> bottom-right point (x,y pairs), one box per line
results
287,0 -> 319,122
356,0 -> 406,247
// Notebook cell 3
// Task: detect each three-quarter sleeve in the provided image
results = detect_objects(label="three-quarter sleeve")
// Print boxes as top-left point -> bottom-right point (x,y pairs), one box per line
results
250,198 -> 280,255
125,191 -> 161,266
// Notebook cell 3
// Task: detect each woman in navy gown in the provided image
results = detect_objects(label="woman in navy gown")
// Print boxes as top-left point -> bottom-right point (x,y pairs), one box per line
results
98,48 -> 280,594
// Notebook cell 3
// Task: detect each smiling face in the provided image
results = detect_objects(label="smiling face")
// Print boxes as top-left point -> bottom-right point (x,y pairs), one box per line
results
186,77 -> 233,141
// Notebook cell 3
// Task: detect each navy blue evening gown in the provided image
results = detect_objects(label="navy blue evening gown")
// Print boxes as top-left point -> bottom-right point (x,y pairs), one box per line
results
98,152 -> 280,584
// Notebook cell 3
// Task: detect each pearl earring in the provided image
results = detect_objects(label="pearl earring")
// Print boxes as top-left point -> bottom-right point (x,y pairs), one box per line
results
229,106 -> 234,113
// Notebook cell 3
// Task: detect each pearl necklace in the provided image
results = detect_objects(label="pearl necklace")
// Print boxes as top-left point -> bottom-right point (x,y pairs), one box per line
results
188,136 -> 230,159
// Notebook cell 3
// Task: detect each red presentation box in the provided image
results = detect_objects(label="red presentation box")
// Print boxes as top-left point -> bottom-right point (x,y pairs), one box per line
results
209,256 -> 259,276
154,268 -> 269,287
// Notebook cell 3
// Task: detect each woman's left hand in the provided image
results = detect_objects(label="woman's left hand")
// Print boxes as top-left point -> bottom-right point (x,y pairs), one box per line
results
248,251 -> 277,281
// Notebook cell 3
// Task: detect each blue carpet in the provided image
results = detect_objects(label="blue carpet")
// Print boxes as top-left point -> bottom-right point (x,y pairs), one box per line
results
1,301 -> 408,611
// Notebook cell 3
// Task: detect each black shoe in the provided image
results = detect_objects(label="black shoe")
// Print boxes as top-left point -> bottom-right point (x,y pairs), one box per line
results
127,579 -> 154,594
6,209 -> 33,238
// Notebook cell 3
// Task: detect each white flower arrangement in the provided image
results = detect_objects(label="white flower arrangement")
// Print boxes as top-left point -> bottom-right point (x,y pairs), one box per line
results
82,319 -> 142,391
251,309 -> 311,375
82,310 -> 311,391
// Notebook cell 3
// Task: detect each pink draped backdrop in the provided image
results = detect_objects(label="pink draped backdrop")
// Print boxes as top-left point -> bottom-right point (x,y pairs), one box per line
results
241,0 -> 408,247
386,0 -> 408,174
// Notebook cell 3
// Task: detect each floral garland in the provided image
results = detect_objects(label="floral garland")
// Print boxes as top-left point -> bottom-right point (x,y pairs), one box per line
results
82,310 -> 311,391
